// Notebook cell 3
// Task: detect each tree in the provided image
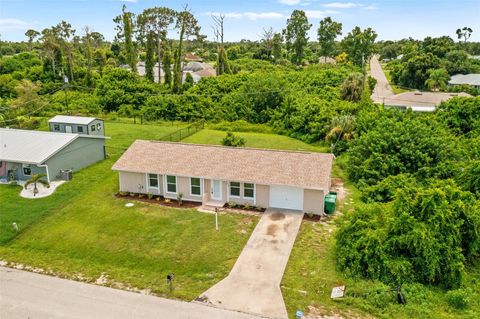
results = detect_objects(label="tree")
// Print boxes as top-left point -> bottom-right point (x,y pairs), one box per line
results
145,31 -> 156,82
25,29 -> 40,50
114,5 -> 137,72
8,80 -> 44,118
340,73 -> 364,102
212,14 -> 230,75
317,17 -> 342,63
283,10 -> 311,65
162,45 -> 173,86
456,27 -> 473,43
55,20 -> 76,82
94,48 -> 107,76
183,72 -> 194,91
40,27 -> 61,75
341,26 -> 377,73
173,7 -> 201,93
136,7 -> 176,83
325,114 -> 356,154
272,33 -> 283,61
24,174 -> 50,197
222,132 -> 245,147
261,27 -> 274,60
82,26 -> 94,86
425,68 -> 449,91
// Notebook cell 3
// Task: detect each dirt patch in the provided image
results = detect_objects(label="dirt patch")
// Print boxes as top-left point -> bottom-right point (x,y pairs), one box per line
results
266,224 -> 278,236
269,212 -> 285,221
331,178 -> 347,202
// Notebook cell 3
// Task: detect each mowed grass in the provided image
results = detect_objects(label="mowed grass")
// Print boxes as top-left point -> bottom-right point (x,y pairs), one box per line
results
0,122 -> 256,299
183,129 -> 330,152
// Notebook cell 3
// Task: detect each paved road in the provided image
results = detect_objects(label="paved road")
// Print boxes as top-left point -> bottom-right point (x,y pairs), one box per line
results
369,55 -> 471,111
370,55 -> 394,103
197,209 -> 304,319
0,266 -> 262,319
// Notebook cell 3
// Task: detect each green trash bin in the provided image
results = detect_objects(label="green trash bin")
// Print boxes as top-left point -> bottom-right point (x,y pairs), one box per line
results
324,192 -> 337,214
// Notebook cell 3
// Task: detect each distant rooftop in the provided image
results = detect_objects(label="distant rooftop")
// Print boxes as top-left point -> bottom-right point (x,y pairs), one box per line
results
49,115 -> 99,125
448,74 -> 480,86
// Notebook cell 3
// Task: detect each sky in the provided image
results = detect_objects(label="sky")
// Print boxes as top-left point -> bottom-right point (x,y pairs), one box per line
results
0,0 -> 479,42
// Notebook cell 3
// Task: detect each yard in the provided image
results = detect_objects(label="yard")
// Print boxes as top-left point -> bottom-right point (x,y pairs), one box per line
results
0,121 -> 257,300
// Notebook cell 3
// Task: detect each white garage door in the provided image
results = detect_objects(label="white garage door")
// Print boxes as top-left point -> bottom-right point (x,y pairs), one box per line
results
269,185 -> 304,210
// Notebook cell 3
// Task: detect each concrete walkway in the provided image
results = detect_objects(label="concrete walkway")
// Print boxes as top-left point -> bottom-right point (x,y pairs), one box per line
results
197,209 -> 304,319
0,267 -> 261,319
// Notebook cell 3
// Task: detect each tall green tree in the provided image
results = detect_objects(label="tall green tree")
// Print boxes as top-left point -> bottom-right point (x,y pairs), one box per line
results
317,17 -> 342,63
272,33 -> 283,61
145,32 -> 156,82
456,26 -> 473,43
40,27 -> 61,75
136,7 -> 176,83
82,26 -> 93,85
114,5 -> 137,72
54,21 -> 76,82
8,80 -> 44,118
213,14 -> 230,75
173,7 -> 201,93
162,44 -> 173,86
25,29 -> 40,51
283,10 -> 311,65
425,68 -> 449,91
342,26 -> 377,73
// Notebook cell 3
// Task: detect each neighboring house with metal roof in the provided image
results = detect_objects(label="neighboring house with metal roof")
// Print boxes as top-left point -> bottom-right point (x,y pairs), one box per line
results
448,74 -> 480,91
48,115 -> 105,136
0,128 -> 107,182
112,141 -> 334,214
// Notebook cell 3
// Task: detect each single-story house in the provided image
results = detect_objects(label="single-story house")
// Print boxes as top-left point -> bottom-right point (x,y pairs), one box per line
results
49,115 -> 105,136
112,141 -> 334,215
0,128 -> 107,182
448,74 -> 480,91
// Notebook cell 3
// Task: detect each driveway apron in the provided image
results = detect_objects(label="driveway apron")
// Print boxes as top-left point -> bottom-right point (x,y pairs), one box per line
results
196,209 -> 304,319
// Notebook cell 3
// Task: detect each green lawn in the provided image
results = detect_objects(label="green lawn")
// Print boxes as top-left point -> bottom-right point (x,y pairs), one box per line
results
183,129 -> 330,152
0,122 -> 256,300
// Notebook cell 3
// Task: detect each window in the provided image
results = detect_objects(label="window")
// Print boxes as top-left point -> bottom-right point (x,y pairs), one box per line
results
23,167 -> 32,176
166,175 -> 177,193
97,123 -> 102,130
91,124 -> 96,132
77,126 -> 84,133
244,183 -> 255,199
190,178 -> 201,196
53,124 -> 60,131
148,174 -> 158,188
230,182 -> 240,197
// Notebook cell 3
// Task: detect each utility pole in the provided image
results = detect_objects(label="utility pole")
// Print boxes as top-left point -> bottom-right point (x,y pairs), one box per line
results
63,75 -> 70,115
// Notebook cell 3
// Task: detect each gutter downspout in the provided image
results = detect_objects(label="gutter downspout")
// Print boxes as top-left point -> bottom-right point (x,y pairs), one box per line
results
37,164 -> 50,183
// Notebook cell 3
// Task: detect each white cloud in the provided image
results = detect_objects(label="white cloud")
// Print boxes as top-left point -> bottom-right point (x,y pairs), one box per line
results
363,5 -> 378,10
278,0 -> 302,5
0,18 -> 30,31
207,12 -> 286,20
304,10 -> 339,19
322,2 -> 359,9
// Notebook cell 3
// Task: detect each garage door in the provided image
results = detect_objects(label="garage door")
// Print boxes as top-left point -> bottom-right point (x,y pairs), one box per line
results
269,185 -> 304,210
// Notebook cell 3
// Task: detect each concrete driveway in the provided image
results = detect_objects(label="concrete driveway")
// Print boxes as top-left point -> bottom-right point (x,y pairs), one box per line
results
196,209 -> 304,319
370,55 -> 394,103
0,267 -> 261,319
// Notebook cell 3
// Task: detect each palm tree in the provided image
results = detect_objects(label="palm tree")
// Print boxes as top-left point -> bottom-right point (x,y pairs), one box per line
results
24,174 -> 50,196
341,73 -> 364,102
425,69 -> 449,92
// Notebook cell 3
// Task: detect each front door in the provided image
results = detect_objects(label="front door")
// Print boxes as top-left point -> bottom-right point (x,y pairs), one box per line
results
212,180 -> 222,200
65,125 -> 72,133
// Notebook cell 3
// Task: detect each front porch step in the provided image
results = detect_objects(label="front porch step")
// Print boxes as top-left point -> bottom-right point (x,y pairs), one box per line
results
199,202 -> 225,213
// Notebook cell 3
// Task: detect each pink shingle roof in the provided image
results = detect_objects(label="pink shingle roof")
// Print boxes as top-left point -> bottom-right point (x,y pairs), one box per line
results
112,141 -> 334,191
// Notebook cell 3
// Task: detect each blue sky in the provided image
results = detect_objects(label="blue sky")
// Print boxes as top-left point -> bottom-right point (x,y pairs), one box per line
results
1,0 -> 479,42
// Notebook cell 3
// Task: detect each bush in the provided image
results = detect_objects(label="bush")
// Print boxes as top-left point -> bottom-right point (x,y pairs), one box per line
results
446,288 -> 471,309
336,180 -> 480,288
222,132 -> 246,147
209,120 -> 273,134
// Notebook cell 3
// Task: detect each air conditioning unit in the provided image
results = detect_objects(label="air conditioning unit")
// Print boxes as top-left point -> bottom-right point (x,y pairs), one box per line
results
61,169 -> 73,181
